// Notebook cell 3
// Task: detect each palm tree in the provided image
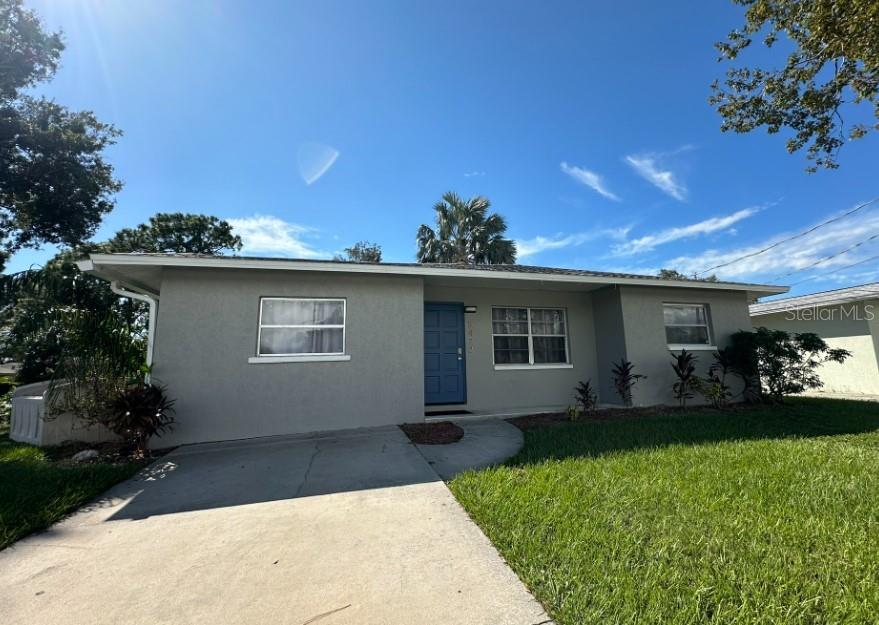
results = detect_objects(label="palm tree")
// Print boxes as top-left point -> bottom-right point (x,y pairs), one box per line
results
416,192 -> 517,264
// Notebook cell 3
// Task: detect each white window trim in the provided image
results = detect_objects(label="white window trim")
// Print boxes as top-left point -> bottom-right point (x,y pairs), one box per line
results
255,297 -> 347,359
491,306 -> 571,368
663,303 -> 713,349
249,354 -> 351,364
494,363 -> 574,371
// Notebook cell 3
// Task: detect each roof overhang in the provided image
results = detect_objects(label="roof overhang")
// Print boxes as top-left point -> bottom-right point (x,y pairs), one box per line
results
77,254 -> 790,299
751,293 -> 878,316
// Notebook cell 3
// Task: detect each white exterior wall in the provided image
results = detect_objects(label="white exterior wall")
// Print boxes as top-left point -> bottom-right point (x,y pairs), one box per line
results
753,301 -> 879,395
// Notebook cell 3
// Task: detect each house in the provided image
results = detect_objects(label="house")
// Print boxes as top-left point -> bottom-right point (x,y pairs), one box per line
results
72,254 -> 786,446
750,283 -> 879,396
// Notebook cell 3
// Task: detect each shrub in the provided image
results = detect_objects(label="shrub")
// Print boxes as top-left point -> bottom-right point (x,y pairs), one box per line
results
47,310 -> 146,426
108,383 -> 175,456
565,404 -> 580,422
574,380 -> 598,414
43,309 -> 176,455
611,359 -> 646,407
730,327 -> 851,402
0,375 -> 17,427
670,349 -> 701,408
703,349 -> 734,408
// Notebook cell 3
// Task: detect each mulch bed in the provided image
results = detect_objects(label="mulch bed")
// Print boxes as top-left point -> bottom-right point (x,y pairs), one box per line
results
47,439 -> 172,466
400,421 -> 465,445
507,402 -> 761,432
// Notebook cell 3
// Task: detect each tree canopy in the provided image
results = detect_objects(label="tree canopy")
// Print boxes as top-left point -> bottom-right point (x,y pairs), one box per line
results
1,213 -> 241,382
335,240 -> 382,263
657,268 -> 719,282
416,192 -> 516,264
711,0 -> 879,171
105,213 -> 242,255
0,0 -> 122,269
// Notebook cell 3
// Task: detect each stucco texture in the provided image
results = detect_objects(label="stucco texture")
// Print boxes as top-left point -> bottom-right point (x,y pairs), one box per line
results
150,267 -> 761,443
151,268 -> 424,446
616,286 -> 753,406
423,285 -> 598,413
754,300 -> 879,395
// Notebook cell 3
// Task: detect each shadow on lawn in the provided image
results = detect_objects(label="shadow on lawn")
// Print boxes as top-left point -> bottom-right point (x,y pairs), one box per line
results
508,397 -> 879,466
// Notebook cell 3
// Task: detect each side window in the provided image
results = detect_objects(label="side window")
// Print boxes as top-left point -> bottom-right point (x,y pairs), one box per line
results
257,298 -> 346,356
663,303 -> 711,347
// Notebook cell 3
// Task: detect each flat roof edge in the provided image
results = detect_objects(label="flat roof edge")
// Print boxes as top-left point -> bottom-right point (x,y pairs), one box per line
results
83,254 -> 789,295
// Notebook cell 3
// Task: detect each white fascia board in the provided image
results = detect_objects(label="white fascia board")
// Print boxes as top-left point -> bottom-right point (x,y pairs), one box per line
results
83,254 -> 789,296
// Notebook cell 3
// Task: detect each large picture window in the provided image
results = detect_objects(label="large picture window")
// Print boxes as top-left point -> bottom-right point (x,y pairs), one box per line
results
257,298 -> 346,356
492,307 -> 569,366
663,303 -> 712,347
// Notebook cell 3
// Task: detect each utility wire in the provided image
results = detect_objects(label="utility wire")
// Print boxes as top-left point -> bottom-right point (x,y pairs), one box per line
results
696,196 -> 879,277
772,231 -> 879,281
788,253 -> 879,287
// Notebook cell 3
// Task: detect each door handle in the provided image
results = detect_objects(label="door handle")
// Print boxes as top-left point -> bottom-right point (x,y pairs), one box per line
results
457,347 -> 463,360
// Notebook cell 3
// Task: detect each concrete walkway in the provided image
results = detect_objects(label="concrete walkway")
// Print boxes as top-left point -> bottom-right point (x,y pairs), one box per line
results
0,425 -> 548,625
415,418 -> 524,479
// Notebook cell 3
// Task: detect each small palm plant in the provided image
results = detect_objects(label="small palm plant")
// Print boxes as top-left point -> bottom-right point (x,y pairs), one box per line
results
574,380 -> 598,415
704,349 -> 735,408
109,380 -> 176,457
611,359 -> 645,407
671,349 -> 700,408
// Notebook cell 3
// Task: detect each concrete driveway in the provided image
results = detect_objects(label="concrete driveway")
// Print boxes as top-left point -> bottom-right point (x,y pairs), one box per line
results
1,425 -> 550,625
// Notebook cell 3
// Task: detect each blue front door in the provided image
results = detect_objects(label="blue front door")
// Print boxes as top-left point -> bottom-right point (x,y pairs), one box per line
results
424,303 -> 466,405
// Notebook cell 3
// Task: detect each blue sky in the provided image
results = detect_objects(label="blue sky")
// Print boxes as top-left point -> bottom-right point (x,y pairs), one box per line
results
12,0 -> 879,298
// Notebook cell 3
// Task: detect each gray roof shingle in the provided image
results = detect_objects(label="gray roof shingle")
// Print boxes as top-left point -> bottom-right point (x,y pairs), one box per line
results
103,253 -> 778,289
750,282 -> 879,315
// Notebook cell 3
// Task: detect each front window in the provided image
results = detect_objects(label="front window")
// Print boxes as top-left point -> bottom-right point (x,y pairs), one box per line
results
492,307 -> 569,365
663,303 -> 711,346
257,298 -> 345,356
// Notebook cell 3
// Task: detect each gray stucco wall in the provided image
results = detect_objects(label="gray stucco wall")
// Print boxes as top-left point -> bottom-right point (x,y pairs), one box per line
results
591,286 -> 627,403
152,268 -> 424,446
422,285 -> 598,413
754,300 -> 879,395
618,286 -> 752,406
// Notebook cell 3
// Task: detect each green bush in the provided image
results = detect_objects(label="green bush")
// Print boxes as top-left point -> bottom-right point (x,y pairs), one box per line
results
611,359 -> 646,407
670,349 -> 700,408
108,383 -> 175,456
729,327 -> 851,402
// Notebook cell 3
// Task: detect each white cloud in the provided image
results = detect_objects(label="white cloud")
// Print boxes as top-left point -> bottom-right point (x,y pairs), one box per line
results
464,170 -> 486,177
560,162 -> 621,201
227,215 -> 327,258
517,228 -> 630,258
613,207 -> 760,256
624,152 -> 688,201
660,205 -> 879,283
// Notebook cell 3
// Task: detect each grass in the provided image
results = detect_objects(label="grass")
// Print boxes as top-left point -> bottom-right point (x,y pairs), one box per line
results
0,434 -> 143,550
449,398 -> 879,625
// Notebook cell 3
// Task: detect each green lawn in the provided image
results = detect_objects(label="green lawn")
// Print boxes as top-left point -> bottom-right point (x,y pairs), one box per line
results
450,398 -> 879,625
0,434 -> 143,550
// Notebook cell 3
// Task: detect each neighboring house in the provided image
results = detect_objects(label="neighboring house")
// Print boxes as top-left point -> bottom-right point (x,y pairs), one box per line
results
70,254 -> 785,446
750,283 -> 879,396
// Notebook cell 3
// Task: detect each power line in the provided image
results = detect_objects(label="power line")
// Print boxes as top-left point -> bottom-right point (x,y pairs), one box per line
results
772,231 -> 879,281
696,196 -> 879,277
788,253 -> 879,287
